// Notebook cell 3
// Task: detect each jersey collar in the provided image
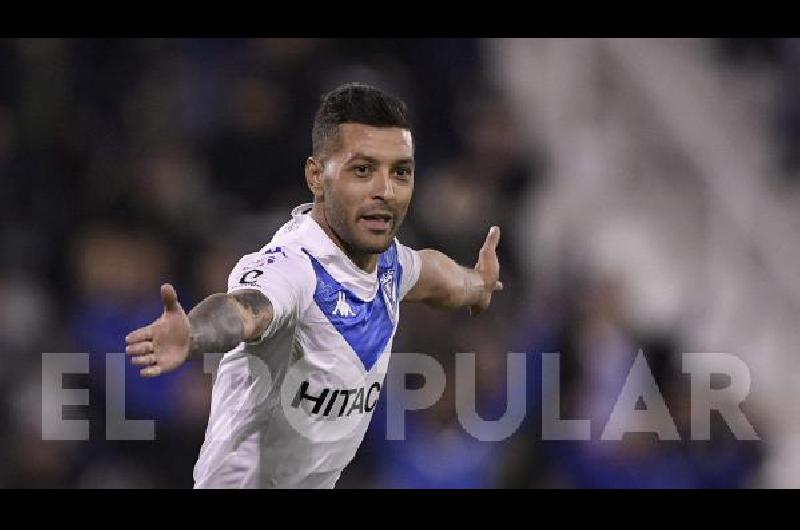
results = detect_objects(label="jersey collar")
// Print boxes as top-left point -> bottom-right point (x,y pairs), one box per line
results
291,203 -> 383,301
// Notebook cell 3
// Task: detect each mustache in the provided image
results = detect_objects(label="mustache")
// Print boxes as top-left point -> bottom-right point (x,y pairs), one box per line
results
356,204 -> 399,219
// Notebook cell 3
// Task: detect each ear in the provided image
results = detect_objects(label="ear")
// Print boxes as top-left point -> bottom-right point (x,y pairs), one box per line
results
305,157 -> 324,201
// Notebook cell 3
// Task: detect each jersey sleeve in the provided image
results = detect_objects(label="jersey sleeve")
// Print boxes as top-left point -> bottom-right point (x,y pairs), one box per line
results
227,246 -> 312,341
395,239 -> 422,301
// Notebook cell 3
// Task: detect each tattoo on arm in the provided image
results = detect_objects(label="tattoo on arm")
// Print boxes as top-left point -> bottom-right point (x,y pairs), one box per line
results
231,290 -> 273,339
187,291 -> 273,356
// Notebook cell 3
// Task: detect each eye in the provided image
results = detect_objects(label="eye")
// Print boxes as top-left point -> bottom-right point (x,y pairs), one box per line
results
394,167 -> 412,180
353,164 -> 372,177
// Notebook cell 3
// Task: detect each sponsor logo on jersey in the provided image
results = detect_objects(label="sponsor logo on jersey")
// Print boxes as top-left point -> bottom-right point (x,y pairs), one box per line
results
291,381 -> 382,417
239,269 -> 264,285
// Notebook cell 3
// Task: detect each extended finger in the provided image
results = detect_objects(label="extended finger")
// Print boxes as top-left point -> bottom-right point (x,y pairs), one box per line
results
161,283 -> 180,312
130,354 -> 157,366
140,365 -> 162,378
126,341 -> 154,356
126,325 -> 153,344
480,226 -> 501,255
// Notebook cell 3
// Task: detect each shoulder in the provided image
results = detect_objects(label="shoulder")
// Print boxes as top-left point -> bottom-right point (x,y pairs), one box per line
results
234,243 -> 312,277
389,238 -> 423,299
391,238 -> 421,271
228,229 -> 316,292
226,241 -> 316,319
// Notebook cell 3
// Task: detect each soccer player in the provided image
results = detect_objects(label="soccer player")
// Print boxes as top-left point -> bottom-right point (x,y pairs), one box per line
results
125,82 -> 503,488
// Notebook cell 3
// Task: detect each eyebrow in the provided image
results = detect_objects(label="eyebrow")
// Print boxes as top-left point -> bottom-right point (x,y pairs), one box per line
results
346,153 -> 414,166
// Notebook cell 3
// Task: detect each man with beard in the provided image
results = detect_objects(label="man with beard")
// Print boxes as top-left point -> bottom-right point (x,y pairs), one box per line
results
125,82 -> 503,488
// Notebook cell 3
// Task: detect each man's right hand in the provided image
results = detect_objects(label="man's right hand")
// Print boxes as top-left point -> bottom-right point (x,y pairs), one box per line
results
126,283 -> 191,377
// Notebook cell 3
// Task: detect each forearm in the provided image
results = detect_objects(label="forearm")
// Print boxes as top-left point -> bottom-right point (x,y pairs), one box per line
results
415,249 -> 486,309
187,290 -> 272,356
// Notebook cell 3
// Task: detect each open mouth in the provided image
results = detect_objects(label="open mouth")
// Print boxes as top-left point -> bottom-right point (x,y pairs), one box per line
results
359,212 -> 393,232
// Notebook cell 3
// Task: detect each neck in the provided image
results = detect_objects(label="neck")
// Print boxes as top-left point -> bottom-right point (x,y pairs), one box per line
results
310,203 -> 379,273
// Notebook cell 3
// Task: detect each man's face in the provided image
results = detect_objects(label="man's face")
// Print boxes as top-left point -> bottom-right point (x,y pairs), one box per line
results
317,123 -> 414,255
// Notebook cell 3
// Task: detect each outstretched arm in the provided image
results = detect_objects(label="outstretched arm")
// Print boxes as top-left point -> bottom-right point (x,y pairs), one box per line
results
404,226 -> 503,315
125,284 -> 273,377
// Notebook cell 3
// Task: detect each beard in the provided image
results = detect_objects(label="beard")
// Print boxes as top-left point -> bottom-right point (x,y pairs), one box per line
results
323,196 -> 405,256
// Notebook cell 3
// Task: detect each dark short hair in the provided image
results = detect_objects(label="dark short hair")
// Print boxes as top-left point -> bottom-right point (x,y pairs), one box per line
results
312,82 -> 411,159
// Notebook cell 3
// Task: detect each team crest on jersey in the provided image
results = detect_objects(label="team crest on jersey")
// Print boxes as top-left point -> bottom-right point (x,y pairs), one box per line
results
380,270 -> 398,321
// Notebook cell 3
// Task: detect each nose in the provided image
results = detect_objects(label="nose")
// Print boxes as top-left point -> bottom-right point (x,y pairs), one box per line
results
372,170 -> 395,201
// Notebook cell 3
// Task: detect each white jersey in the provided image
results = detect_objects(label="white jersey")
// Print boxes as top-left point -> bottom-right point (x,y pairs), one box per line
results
193,203 -> 421,488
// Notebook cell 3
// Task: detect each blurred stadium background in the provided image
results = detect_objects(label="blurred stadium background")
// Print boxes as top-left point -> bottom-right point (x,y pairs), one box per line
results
2,37 -> 799,488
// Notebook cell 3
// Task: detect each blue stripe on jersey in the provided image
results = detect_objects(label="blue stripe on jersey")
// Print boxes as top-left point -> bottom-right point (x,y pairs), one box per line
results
301,243 -> 402,372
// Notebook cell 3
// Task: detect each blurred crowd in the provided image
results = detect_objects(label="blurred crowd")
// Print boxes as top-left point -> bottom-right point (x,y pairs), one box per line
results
0,38 -> 781,488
